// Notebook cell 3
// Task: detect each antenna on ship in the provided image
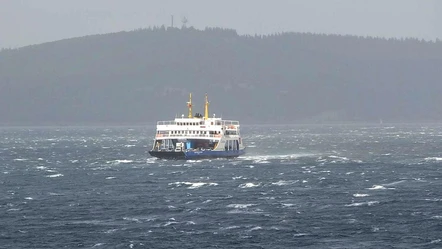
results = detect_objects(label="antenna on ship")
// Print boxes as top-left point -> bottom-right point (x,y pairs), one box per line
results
187,93 -> 192,118
204,93 -> 210,120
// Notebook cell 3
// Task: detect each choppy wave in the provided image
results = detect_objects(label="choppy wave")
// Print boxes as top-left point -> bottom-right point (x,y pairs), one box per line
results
238,182 -> 261,188
168,182 -> 218,189
2,125 -> 442,248
346,201 -> 379,207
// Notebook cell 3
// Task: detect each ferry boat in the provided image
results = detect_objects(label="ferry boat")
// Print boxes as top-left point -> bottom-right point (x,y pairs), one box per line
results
148,94 -> 246,159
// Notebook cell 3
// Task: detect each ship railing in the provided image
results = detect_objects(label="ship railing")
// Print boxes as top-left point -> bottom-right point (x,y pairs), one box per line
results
157,121 -> 176,125
222,120 -> 240,126
157,120 -> 239,126
156,134 -> 222,139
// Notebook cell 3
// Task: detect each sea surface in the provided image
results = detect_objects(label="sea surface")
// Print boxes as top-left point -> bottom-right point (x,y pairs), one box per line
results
1,124 -> 442,248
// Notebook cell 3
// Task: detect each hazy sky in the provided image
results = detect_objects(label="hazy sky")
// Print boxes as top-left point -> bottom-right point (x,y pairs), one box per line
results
1,0 -> 440,48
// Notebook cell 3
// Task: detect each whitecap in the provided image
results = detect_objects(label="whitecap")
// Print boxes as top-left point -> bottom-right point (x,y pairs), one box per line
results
271,180 -> 297,186
293,233 -> 309,237
238,182 -> 260,188
345,201 -> 379,207
163,221 -> 178,227
281,203 -> 296,207
24,197 -> 33,200
92,243 -> 105,247
220,225 -> 240,230
227,204 -> 255,209
249,226 -> 262,231
105,177 -> 116,180
368,185 -> 386,190
424,198 -> 442,202
353,194 -> 370,197
425,157 -> 442,162
124,145 -> 135,148
112,159 -> 133,164
123,217 -> 141,223
383,180 -> 406,186
13,158 -> 28,161
47,173 -> 63,178
168,182 -> 218,189
232,176 -> 245,180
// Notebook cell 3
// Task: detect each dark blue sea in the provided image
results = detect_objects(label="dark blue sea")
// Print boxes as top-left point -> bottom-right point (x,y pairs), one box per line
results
1,124 -> 442,248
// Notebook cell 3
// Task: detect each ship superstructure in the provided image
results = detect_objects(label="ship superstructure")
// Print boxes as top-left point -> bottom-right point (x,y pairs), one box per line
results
148,94 -> 245,159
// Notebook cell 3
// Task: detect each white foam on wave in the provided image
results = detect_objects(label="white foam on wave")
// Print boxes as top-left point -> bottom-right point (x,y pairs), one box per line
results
271,180 -> 298,186
353,193 -> 370,197
383,180 -> 407,186
368,185 -> 389,190
124,144 -> 135,148
220,225 -> 240,230
345,201 -> 379,207
281,203 -> 296,207
36,166 -> 47,170
239,182 -> 261,188
227,204 -> 255,209
425,157 -> 442,162
293,233 -> 310,237
240,153 -> 316,162
92,243 -> 105,247
424,198 -> 442,202
430,239 -> 441,244
13,158 -> 28,161
168,181 -> 218,189
24,197 -> 33,200
163,221 -> 178,227
47,173 -> 63,178
232,176 -> 246,180
108,159 -> 133,164
105,177 -> 116,180
249,226 -> 262,231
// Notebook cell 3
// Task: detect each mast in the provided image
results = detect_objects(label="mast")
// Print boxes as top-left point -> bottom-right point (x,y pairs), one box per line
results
187,93 -> 192,118
204,93 -> 209,120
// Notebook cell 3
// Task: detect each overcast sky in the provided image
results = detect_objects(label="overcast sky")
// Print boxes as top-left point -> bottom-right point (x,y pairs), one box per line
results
1,0 -> 440,48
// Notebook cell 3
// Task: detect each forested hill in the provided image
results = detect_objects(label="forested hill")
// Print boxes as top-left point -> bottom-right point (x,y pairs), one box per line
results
1,26 -> 442,125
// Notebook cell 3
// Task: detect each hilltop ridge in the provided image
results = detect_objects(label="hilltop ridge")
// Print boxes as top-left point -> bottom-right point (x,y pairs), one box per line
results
1,26 -> 441,125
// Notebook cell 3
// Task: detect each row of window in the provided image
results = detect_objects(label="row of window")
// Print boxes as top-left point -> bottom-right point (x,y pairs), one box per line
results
157,130 -> 222,135
177,122 -> 204,126
175,121 -> 222,126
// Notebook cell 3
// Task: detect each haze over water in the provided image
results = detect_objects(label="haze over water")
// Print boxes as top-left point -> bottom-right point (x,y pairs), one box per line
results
1,124 -> 441,248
